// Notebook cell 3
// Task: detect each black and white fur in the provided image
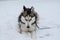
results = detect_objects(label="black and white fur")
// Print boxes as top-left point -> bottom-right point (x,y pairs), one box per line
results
18,6 -> 38,40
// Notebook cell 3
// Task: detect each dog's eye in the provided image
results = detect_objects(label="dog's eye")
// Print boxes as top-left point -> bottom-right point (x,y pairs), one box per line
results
25,19 -> 28,21
29,19 -> 31,21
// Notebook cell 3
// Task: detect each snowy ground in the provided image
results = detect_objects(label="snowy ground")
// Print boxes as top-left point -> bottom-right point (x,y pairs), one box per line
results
0,0 -> 60,40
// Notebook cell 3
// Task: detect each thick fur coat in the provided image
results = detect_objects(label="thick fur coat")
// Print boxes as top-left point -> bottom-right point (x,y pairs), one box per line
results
18,6 -> 38,40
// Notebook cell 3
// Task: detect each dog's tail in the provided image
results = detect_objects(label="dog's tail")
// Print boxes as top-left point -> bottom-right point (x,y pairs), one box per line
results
36,23 -> 40,29
36,23 -> 51,30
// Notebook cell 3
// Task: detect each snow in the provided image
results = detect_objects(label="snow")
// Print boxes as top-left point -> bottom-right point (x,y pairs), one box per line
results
0,0 -> 60,40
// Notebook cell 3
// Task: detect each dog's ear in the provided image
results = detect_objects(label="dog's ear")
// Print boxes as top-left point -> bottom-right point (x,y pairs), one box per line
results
31,6 -> 34,11
23,6 -> 26,11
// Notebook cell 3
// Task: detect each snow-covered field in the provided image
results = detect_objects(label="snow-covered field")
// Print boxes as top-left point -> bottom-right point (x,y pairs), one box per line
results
0,0 -> 60,40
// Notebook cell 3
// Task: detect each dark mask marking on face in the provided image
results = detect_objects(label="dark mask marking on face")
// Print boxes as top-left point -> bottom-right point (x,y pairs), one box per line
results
31,21 -> 36,25
20,20 -> 25,24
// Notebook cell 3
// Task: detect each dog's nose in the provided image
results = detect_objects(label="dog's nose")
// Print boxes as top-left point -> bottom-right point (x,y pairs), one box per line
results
27,26 -> 30,28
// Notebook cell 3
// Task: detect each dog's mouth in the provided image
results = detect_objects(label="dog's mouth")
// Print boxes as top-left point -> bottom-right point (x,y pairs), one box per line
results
27,31 -> 32,33
26,29 -> 32,32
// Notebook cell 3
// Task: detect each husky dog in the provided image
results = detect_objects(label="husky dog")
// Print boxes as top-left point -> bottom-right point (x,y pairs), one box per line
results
18,6 -> 38,40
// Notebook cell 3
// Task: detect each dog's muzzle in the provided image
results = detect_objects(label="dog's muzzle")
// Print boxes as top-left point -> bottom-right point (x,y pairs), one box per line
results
27,26 -> 30,28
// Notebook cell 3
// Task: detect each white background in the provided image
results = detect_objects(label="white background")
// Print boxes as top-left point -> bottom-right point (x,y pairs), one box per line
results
0,0 -> 60,40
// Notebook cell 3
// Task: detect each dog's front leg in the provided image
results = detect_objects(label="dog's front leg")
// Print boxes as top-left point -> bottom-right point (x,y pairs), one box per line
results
31,31 -> 37,40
